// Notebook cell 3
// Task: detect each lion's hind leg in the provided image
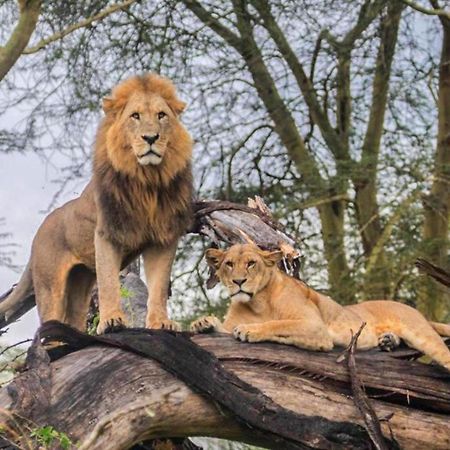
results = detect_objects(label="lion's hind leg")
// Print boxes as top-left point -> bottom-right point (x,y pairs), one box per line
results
374,303 -> 450,371
398,323 -> 450,371
327,310 -> 379,350
65,265 -> 96,332
233,319 -> 334,351
33,257 -> 74,325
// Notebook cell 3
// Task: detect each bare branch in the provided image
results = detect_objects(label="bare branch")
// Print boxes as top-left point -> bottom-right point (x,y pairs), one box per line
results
23,0 -> 139,55
182,0 -> 242,50
402,0 -> 450,20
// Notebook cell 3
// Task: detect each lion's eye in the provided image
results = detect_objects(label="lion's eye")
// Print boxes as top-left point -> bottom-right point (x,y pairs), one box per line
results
247,261 -> 256,269
225,261 -> 233,269
131,112 -> 140,120
158,111 -> 167,120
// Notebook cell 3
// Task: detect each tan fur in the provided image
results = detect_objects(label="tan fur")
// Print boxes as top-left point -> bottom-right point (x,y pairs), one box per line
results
0,74 -> 193,333
191,244 -> 450,372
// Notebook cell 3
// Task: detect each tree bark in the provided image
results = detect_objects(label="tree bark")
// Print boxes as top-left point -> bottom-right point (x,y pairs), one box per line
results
419,13 -> 450,320
0,327 -> 448,450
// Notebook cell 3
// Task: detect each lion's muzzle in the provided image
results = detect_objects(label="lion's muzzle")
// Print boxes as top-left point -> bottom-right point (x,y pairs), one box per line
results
231,290 -> 253,303
137,147 -> 163,166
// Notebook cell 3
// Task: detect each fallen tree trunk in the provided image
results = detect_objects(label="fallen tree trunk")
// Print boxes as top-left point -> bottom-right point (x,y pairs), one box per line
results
0,324 -> 448,449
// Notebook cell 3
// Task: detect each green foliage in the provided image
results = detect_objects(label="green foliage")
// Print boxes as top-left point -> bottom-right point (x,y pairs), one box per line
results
120,285 -> 134,299
30,425 -> 73,449
87,313 -> 99,336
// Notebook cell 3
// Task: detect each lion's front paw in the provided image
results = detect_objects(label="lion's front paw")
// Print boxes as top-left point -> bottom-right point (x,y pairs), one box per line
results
190,315 -> 221,333
233,324 -> 262,343
147,319 -> 182,331
97,313 -> 128,335
378,332 -> 401,352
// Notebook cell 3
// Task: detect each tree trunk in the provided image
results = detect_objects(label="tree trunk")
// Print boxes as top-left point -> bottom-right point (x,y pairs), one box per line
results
419,16 -> 450,321
1,326 -> 448,450
318,201 -> 354,303
352,2 -> 403,299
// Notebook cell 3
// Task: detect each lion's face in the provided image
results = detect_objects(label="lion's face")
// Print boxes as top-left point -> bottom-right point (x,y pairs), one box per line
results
99,74 -> 191,177
206,244 -> 282,303
107,92 -> 179,166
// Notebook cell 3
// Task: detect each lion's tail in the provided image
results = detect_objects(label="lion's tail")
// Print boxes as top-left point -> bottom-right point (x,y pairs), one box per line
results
430,321 -> 450,337
0,262 -> 34,320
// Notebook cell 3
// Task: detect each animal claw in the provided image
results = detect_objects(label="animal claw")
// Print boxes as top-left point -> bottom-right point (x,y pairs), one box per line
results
100,317 -> 127,334
190,316 -> 220,333
147,319 -> 181,332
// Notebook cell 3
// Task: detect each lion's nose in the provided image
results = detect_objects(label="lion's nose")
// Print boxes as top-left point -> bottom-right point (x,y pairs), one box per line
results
142,134 -> 160,145
233,278 -> 247,287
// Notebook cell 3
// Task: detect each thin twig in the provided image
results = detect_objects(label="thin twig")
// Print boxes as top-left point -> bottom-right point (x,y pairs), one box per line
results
346,323 -> 391,450
0,339 -> 32,357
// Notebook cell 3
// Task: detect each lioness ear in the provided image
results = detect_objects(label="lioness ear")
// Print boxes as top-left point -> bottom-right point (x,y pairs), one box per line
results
205,248 -> 225,270
261,250 -> 283,267
169,98 -> 187,116
102,96 -> 115,114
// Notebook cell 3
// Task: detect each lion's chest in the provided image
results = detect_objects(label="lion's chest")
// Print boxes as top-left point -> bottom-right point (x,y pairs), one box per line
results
98,176 -> 191,251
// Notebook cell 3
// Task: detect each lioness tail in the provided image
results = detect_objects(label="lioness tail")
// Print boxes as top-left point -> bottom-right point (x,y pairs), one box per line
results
0,262 -> 34,320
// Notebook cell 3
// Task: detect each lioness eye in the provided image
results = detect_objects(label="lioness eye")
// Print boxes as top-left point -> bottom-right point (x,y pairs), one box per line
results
158,111 -> 167,120
247,261 -> 256,268
225,261 -> 233,268
131,112 -> 140,120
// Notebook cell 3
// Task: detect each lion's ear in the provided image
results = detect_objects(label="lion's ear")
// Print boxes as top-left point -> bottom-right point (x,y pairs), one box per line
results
261,250 -> 283,267
102,96 -> 115,114
205,248 -> 225,270
168,98 -> 187,116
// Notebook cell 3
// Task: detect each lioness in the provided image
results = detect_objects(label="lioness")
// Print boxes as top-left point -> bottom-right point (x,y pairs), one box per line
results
0,74 -> 193,333
191,244 -> 450,371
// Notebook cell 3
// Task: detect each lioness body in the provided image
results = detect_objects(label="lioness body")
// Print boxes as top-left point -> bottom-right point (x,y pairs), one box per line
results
1,74 -> 193,333
192,244 -> 450,371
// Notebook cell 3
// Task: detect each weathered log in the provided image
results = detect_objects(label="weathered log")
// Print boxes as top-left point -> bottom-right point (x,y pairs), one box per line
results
0,198 -> 300,330
0,324 -> 448,450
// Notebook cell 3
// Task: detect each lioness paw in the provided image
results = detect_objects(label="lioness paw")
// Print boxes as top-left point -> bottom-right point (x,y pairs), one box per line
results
378,332 -> 401,352
147,319 -> 181,331
190,316 -> 221,333
233,324 -> 262,343
97,314 -> 128,335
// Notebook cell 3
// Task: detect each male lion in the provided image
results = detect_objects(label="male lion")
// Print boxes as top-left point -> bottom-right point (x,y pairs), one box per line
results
0,74 -> 193,333
191,244 -> 450,371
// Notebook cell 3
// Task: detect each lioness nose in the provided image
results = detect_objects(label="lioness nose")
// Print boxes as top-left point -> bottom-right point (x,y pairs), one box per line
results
142,134 -> 160,145
233,278 -> 247,287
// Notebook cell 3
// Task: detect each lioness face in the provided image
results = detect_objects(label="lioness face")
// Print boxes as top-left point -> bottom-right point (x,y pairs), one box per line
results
118,92 -> 175,166
206,244 -> 282,303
